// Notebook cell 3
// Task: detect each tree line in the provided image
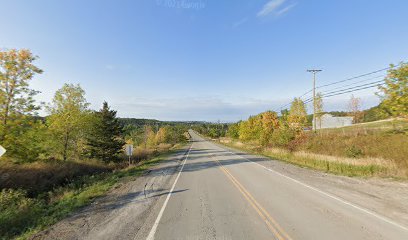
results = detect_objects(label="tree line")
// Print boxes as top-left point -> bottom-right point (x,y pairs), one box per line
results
0,49 -> 186,163
226,63 -> 408,148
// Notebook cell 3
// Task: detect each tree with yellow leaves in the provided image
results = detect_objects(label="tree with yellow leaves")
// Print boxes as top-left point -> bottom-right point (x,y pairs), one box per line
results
379,63 -> 408,118
0,49 -> 43,157
288,98 -> 307,130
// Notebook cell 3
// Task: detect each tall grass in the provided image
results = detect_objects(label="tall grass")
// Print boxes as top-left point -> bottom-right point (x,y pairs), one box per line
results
218,119 -> 408,178
0,147 -> 181,240
220,139 -> 400,178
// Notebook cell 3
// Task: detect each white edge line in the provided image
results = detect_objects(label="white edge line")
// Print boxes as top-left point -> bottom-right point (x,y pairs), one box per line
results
145,145 -> 192,240
219,144 -> 408,233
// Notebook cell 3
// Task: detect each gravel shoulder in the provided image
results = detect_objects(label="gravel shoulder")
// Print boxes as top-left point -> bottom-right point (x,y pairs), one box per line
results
30,145 -> 191,240
31,138 -> 408,239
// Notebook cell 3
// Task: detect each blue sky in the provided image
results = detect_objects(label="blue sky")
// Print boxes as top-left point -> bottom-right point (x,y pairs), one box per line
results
1,0 -> 407,121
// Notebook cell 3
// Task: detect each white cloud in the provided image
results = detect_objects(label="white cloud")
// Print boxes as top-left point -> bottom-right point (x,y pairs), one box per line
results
111,92 -> 381,122
232,17 -> 248,28
257,0 -> 286,17
275,3 -> 297,16
113,96 -> 287,122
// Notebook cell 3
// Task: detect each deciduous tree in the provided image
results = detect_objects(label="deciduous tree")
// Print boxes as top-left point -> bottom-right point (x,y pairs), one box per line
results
47,84 -> 90,161
0,49 -> 43,154
379,63 -> 408,118
288,98 -> 307,130
348,94 -> 363,123
259,111 -> 279,146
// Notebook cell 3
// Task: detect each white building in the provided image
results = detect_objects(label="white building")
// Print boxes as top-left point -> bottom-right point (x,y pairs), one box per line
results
313,113 -> 353,130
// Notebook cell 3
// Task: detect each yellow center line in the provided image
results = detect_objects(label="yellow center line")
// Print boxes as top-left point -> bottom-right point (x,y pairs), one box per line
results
215,159 -> 293,240
221,162 -> 293,240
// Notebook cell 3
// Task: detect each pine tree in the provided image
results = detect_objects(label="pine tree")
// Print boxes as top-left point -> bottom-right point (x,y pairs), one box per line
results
86,101 -> 125,162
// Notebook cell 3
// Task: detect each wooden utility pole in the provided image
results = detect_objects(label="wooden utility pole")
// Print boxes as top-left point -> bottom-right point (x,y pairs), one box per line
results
307,69 -> 322,132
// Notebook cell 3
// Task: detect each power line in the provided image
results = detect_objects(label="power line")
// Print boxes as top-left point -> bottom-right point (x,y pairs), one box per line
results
322,83 -> 385,98
320,79 -> 385,96
274,63 -> 401,113
296,66 -> 393,102
303,82 -> 385,104
319,74 -> 385,94
315,66 -> 391,89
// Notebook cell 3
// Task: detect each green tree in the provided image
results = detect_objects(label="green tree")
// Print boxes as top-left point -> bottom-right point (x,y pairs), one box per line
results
155,127 -> 167,145
227,122 -> 240,139
86,102 -> 125,162
239,115 -> 262,143
144,125 -> 156,148
47,84 -> 90,161
288,98 -> 307,130
379,63 -> 408,118
259,111 -> 279,146
0,49 -> 43,156
12,119 -> 48,162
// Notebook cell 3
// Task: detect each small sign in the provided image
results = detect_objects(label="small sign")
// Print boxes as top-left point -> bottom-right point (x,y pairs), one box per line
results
0,145 -> 6,157
125,144 -> 133,156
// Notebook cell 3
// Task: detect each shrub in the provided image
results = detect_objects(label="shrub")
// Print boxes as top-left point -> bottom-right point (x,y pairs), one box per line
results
271,128 -> 296,148
345,145 -> 364,158
0,160 -> 111,197
286,133 -> 308,152
0,189 -> 44,238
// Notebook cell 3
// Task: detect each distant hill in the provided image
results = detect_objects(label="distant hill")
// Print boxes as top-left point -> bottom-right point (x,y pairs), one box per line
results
118,118 -> 207,127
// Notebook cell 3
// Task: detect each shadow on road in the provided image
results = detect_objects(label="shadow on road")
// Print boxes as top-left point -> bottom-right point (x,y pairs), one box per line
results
70,187 -> 189,218
146,147 -> 268,178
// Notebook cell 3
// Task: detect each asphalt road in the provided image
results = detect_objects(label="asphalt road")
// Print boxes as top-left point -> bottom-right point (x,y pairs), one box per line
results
145,130 -> 408,240
34,130 -> 408,240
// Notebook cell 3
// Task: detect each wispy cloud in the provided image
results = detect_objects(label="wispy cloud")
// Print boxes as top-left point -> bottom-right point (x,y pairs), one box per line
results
257,0 -> 286,17
257,0 -> 296,18
232,17 -> 248,28
276,3 -> 297,16
111,94 -> 377,122
114,96 -> 288,122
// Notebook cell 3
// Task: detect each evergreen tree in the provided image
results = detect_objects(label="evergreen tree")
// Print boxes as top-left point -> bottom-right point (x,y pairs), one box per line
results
86,101 -> 125,162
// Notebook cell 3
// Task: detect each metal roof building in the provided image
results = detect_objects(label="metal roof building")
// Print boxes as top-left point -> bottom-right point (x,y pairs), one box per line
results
313,113 -> 353,130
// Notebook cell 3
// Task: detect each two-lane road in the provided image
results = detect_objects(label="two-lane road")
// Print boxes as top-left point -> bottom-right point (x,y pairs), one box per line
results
145,130 -> 408,240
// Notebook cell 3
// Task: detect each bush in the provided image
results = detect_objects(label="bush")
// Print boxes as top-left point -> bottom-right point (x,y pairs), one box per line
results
271,128 -> 296,148
0,189 -> 44,239
0,160 -> 112,197
286,133 -> 308,152
345,145 -> 364,158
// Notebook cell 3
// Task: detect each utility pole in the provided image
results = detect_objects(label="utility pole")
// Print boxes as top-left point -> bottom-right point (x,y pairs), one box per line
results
307,69 -> 322,132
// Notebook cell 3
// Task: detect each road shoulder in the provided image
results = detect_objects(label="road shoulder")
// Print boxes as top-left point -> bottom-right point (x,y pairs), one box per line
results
212,139 -> 408,228
30,145 -> 191,240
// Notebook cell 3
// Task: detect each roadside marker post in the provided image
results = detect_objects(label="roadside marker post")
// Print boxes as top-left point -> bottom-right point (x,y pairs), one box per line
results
125,144 -> 133,166
0,145 -> 6,158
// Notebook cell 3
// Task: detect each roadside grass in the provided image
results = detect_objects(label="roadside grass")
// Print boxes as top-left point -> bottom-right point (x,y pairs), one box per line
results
0,144 -> 183,198
0,160 -> 112,197
301,131 -> 408,174
215,119 -> 408,178
219,139 -> 394,178
0,146 -> 185,240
